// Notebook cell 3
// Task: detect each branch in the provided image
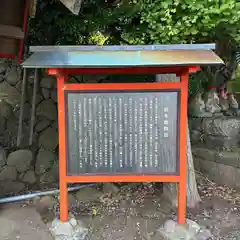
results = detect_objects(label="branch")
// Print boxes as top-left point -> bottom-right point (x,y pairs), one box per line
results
105,25 -> 130,44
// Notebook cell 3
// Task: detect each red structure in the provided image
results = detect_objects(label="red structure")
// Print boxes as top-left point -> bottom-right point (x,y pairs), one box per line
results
0,0 -> 29,63
22,44 -> 223,224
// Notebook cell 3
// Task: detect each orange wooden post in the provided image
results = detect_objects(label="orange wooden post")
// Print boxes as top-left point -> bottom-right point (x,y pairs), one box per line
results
57,73 -> 69,222
178,71 -> 188,224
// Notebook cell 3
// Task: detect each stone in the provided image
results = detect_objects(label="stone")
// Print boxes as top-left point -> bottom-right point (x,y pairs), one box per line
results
102,183 -> 120,195
219,89 -> 229,112
38,127 -> 58,151
0,115 -> 6,136
192,148 -> 216,162
35,149 -> 55,175
0,166 -> 17,181
69,218 -> 78,227
4,116 -> 29,148
42,88 -> 50,99
52,120 -> 58,129
158,219 -> 192,240
186,219 -> 201,236
36,196 -> 57,215
190,130 -> 202,145
0,81 -> 21,105
51,89 -> 57,103
38,114 -> 49,121
188,93 -> 212,118
50,160 -> 59,179
35,117 -> 51,133
0,99 -> 12,119
39,163 -> 59,184
158,219 -> 202,240
15,80 -> 21,91
188,118 -> 203,131
202,118 -> 240,138
0,181 -> 25,196
28,92 -> 43,106
22,170 -> 36,184
193,148 -> 240,168
13,102 -> 31,121
5,68 -> 20,85
215,151 -> 240,168
41,75 -> 56,89
28,72 -> 36,84
0,147 -> 6,167
7,149 -> 33,173
194,158 -> 240,190
49,215 -> 88,240
163,219 -> 177,233
76,187 -> 102,202
228,93 -> 239,109
36,99 -> 57,120
203,135 -> 238,150
0,62 -> 6,74
0,75 -> 4,83
196,229 -> 213,240
204,88 -> 221,114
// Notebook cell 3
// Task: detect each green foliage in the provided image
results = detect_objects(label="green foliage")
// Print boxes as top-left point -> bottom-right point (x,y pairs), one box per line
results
188,68 -> 217,96
228,66 -> 240,92
139,0 -> 240,44
29,0 -> 240,46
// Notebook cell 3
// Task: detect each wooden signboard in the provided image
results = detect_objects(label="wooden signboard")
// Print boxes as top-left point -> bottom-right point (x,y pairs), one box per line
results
55,79 -> 188,224
22,44 -> 223,224
66,90 -> 179,175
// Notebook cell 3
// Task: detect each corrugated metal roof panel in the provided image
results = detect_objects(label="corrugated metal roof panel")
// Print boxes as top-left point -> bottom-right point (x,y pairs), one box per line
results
22,44 -> 223,68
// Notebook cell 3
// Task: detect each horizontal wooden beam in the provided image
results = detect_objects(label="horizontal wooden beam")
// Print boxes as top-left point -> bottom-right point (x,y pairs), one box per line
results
0,24 -> 24,39
46,66 -> 195,75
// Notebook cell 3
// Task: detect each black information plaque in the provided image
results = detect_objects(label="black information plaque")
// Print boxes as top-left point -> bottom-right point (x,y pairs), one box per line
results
65,91 -> 179,175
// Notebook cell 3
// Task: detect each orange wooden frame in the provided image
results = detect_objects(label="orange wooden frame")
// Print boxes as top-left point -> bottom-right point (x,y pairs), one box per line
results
47,66 -> 191,225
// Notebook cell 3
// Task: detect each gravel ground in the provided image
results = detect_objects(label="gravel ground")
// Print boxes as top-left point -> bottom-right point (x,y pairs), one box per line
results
190,173 -> 240,239
2,175 -> 239,240
48,177 -> 240,239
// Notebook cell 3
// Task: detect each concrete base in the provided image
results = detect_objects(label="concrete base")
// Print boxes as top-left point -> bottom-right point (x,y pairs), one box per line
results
158,219 -> 212,240
49,214 -> 88,240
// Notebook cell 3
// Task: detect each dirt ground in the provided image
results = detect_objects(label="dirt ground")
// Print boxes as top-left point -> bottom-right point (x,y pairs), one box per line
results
0,175 -> 240,240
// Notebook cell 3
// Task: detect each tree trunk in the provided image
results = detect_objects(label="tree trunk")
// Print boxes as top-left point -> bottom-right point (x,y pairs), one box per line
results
162,124 -> 201,208
156,74 -> 201,208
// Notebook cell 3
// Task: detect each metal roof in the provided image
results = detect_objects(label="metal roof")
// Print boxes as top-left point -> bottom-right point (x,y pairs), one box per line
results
29,44 -> 216,52
22,44 -> 224,68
